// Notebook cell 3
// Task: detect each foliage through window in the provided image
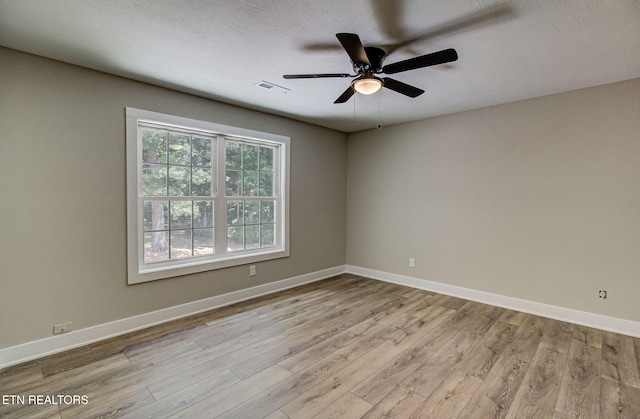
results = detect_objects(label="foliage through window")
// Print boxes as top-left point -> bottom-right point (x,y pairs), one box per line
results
126,108 -> 289,284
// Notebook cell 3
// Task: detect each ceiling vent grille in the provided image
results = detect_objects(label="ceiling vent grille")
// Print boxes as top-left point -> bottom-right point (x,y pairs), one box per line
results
254,81 -> 290,94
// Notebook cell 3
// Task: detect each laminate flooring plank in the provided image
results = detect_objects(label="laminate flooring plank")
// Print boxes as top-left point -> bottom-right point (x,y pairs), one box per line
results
442,300 -> 488,331
457,315 -> 548,419
280,341 -> 404,419
352,319 -> 459,405
51,340 -> 243,405
59,386 -> 154,418
457,354 -> 530,419
167,365 -> 291,419
373,292 -> 431,325
124,340 -> 204,366
501,314 -> 549,362
600,377 -> 640,418
2,354 -> 132,401
218,338 -> 391,419
146,358 -> 240,400
312,392 -> 373,419
554,339 -> 600,419
405,298 -> 439,319
361,385 -> 425,419
409,370 -> 482,419
119,369 -> 240,418
633,337 -> 640,370
427,293 -> 468,310
601,331 -> 640,388
505,335 -> 570,419
234,299 -> 369,348
228,314 -> 377,379
84,317 -> 206,360
265,410 -> 291,419
278,318 -> 388,375
121,322 -> 222,360
230,293 -> 409,379
498,309 -> 528,326
460,304 -> 505,337
0,402 -> 60,419
455,320 -> 519,380
34,346 -> 94,378
401,331 -> 478,398
573,325 -> 602,348
391,305 -> 455,349
0,365 -> 43,393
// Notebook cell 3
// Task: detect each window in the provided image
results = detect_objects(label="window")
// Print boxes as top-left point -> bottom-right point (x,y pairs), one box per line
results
126,108 -> 289,284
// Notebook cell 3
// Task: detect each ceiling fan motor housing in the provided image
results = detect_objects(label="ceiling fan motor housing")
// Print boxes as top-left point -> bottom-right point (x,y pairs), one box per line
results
360,46 -> 387,73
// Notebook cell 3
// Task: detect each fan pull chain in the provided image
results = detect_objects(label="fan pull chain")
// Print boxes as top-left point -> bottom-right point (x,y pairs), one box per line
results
353,92 -> 356,125
377,89 -> 382,129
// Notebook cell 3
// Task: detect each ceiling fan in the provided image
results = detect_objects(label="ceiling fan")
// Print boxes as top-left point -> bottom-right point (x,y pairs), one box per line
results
283,33 -> 458,103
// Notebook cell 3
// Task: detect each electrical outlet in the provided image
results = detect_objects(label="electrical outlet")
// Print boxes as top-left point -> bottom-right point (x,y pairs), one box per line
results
409,258 -> 416,268
249,265 -> 256,276
598,290 -> 607,299
53,322 -> 72,335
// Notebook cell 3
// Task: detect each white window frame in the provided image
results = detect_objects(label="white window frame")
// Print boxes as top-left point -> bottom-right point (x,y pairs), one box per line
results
126,108 -> 290,284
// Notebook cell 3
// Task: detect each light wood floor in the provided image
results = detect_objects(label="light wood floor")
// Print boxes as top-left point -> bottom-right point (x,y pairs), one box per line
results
2,274 -> 640,418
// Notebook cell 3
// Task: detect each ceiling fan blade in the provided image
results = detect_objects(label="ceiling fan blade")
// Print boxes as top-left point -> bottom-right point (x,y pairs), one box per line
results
388,4 -> 513,53
382,77 -> 424,98
334,85 -> 356,103
382,48 -> 458,74
336,33 -> 371,67
283,73 -> 352,79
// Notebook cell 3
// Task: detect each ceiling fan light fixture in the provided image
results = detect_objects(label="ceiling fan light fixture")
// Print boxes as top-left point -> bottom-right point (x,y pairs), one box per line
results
353,77 -> 383,95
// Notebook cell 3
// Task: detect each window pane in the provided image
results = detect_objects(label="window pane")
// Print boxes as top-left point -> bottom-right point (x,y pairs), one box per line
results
143,201 -> 168,231
227,226 -> 244,251
245,201 -> 260,224
170,230 -> 192,259
193,201 -> 213,228
259,172 -> 274,196
243,171 -> 258,196
168,133 -> 190,165
226,141 -> 242,169
246,225 -> 260,249
142,164 -> 167,196
243,144 -> 258,170
227,201 -> 244,226
168,166 -> 190,196
192,137 -> 212,167
259,146 -> 274,171
192,168 -> 212,196
225,170 -> 242,196
261,224 -> 274,246
144,232 -> 169,262
142,129 -> 167,164
261,201 -> 275,223
194,228 -> 214,256
170,201 -> 192,229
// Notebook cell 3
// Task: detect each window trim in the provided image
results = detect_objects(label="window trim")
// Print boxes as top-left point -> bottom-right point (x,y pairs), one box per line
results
126,108 -> 290,284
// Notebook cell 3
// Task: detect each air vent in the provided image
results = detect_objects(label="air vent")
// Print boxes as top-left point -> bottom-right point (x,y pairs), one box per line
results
254,81 -> 290,95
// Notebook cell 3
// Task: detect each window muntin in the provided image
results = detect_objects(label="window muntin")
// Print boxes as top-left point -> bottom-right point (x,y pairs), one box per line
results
225,140 -> 278,253
126,108 -> 289,284
140,127 -> 216,264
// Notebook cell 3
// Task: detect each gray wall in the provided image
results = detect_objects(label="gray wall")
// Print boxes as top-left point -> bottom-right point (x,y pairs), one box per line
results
0,48 -> 347,348
3,45 -> 639,350
347,78 -> 640,322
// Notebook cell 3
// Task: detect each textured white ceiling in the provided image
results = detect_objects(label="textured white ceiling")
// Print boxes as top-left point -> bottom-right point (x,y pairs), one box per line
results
1,0 -> 639,132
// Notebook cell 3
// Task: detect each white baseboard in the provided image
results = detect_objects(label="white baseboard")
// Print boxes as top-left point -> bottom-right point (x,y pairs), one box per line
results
0,266 -> 346,370
346,265 -> 640,338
